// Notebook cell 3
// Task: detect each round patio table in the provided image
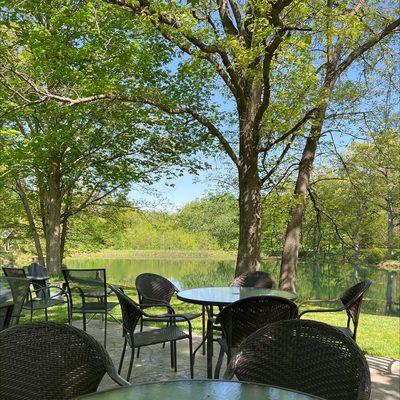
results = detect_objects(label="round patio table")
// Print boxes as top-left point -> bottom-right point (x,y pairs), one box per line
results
177,287 -> 297,378
77,380 -> 324,399
176,286 -> 297,306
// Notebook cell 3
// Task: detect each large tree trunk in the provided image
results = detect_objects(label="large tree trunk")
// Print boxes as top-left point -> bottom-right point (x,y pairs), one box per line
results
279,106 -> 328,291
235,160 -> 262,275
386,195 -> 395,259
235,86 -> 262,276
15,179 -> 45,265
44,163 -> 62,276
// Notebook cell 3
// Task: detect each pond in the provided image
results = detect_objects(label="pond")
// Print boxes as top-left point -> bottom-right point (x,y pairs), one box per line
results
66,257 -> 399,316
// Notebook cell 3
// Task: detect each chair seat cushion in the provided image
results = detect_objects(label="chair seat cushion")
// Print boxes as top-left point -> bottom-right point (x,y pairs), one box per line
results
128,325 -> 188,347
72,301 -> 119,313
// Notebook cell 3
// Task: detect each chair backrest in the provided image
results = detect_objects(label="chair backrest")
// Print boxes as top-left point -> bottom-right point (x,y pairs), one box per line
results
2,267 -> 27,279
135,273 -> 177,305
27,263 -> 49,278
110,285 -> 143,335
230,271 -> 275,288
0,322 -> 121,400
0,303 -> 14,331
0,276 -> 30,325
215,296 -> 298,352
231,319 -> 371,400
339,280 -> 372,337
62,269 -> 107,308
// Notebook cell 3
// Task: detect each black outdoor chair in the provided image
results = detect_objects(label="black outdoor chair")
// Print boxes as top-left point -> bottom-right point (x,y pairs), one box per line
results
2,267 -> 69,323
228,319 -> 371,400
62,268 -> 118,347
299,279 -> 372,340
135,273 -> 203,357
230,271 -> 276,288
213,295 -> 298,378
0,276 -> 30,326
0,304 -> 13,331
110,284 -> 194,381
0,322 -> 129,400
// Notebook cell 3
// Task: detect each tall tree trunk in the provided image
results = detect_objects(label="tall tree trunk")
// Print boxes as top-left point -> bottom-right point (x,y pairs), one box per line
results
386,195 -> 395,259
44,163 -> 62,276
235,160 -> 262,275
15,179 -> 45,265
279,105 -> 328,291
235,86 -> 262,276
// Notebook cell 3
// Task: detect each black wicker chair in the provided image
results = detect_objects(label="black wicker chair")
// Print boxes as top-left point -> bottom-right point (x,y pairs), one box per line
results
0,276 -> 30,326
230,271 -> 276,288
299,279 -> 372,340
135,273 -> 203,356
0,304 -> 13,331
0,322 -> 129,400
62,268 -> 118,347
3,267 -> 69,323
110,284 -> 194,381
213,295 -> 298,378
228,319 -> 371,400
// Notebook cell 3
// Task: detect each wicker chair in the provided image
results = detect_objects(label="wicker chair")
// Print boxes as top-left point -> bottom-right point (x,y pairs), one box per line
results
135,273 -> 203,356
299,279 -> 372,340
0,276 -> 30,326
0,304 -> 13,331
0,322 -> 129,400
228,319 -> 371,400
110,284 -> 194,381
62,268 -> 118,347
3,267 -> 69,323
230,271 -> 275,288
213,295 -> 298,378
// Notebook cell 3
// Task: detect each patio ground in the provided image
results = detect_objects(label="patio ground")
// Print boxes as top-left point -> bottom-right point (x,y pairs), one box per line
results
79,321 -> 400,399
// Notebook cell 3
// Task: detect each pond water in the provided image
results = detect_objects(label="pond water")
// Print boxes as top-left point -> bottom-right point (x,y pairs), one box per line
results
66,257 -> 399,316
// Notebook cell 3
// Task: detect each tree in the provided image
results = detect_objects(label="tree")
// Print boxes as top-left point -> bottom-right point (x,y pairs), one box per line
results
0,1 -> 212,274
280,3 -> 400,290
2,0 -> 399,280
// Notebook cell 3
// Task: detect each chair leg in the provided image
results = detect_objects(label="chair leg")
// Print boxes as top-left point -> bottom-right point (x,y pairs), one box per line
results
170,341 -> 174,368
118,337 -> 127,374
202,305 -> 206,355
189,336 -> 194,379
173,341 -> 177,372
214,347 -> 224,379
83,313 -> 87,331
127,346 -> 135,382
136,318 -> 143,358
44,307 -> 48,322
104,312 -> 107,348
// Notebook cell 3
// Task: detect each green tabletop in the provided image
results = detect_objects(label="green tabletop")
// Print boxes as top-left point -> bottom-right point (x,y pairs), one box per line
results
77,380 -> 324,400
177,286 -> 297,306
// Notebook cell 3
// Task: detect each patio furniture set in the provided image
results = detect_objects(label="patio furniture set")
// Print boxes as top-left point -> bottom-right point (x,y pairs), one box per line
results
0,265 -> 372,400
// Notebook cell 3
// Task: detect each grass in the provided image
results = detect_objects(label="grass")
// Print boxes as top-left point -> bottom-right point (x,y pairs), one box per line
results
67,249 -> 237,260
25,286 -> 400,360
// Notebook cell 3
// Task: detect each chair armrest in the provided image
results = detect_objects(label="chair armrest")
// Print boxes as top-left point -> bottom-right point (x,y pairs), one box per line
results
141,302 -> 175,315
143,312 -> 193,334
298,306 -> 345,318
108,369 -> 131,387
68,286 -> 86,305
297,298 -> 340,308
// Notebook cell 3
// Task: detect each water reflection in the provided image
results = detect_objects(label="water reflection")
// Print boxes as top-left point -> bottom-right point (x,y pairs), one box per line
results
66,258 -> 399,316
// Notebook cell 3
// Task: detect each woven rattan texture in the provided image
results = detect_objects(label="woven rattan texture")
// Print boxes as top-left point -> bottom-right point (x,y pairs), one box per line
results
216,296 -> 298,349
229,271 -> 275,288
135,273 -> 177,305
339,280 -> 372,331
0,322 -> 119,400
232,319 -> 371,400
